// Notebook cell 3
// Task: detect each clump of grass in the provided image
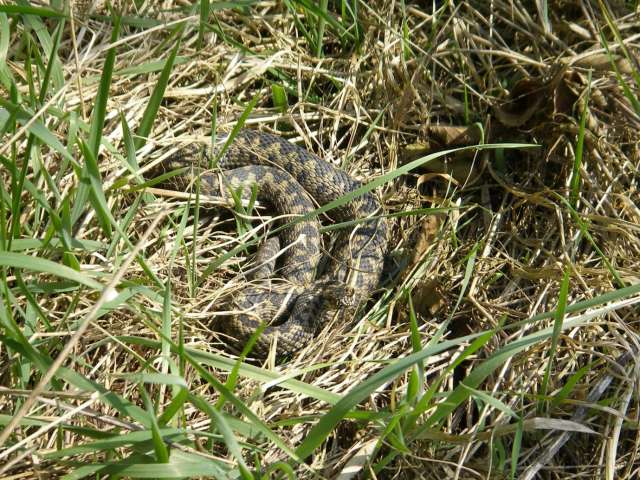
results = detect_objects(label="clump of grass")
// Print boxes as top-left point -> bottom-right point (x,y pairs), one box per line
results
0,1 -> 639,479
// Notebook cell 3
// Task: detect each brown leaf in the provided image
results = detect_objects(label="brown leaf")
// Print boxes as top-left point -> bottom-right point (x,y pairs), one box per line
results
411,278 -> 446,318
495,65 -> 569,127
428,125 -> 483,147
412,214 -> 441,265
494,77 -> 547,127
553,71 -> 579,117
402,214 -> 446,317
402,124 -> 484,184
572,52 -> 635,75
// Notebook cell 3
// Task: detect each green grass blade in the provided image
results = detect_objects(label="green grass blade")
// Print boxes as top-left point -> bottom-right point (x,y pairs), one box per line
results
0,102 -> 74,162
70,14 -> 119,233
88,13 -> 120,159
180,349 -> 301,462
115,337 -> 304,461
570,69 -> 591,207
198,0 -> 210,48
290,0 -> 352,42
554,193 -> 625,288
0,252 -> 102,290
35,18 -> 64,106
62,450 -> 231,479
1,336 -> 151,426
510,417 -> 524,480
193,398 -> 253,479
401,329 -> 494,432
120,111 -> 139,173
540,267 -> 570,412
406,293 -> 423,403
0,4 -> 67,18
550,362 -> 593,408
157,388 -> 189,426
271,84 -> 288,114
598,0 -> 640,111
133,31 -> 182,150
0,13 -> 12,89
20,5 -> 64,91
294,335 -> 487,460
77,140 -> 112,236
44,429 -> 188,459
460,384 -> 519,419
315,0 -> 329,57
140,386 -> 170,463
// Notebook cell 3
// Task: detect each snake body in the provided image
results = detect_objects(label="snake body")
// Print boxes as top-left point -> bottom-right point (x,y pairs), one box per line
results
161,129 -> 387,357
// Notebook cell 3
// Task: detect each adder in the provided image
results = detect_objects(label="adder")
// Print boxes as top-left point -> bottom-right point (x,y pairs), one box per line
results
156,129 -> 388,358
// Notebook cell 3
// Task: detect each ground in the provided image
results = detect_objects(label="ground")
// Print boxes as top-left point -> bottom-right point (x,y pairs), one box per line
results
0,1 -> 639,479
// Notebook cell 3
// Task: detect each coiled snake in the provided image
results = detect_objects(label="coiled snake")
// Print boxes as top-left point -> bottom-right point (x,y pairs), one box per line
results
156,130 -> 388,358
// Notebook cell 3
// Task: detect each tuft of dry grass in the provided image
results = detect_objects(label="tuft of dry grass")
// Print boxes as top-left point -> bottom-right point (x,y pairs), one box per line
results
0,0 -> 639,478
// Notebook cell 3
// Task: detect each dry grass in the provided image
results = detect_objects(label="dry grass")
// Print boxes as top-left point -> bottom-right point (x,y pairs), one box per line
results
0,0 -> 639,478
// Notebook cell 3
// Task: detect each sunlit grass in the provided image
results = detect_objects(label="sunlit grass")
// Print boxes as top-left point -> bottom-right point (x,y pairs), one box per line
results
0,1 -> 638,479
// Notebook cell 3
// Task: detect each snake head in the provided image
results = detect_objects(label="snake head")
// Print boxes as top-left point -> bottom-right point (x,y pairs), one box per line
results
294,281 -> 358,315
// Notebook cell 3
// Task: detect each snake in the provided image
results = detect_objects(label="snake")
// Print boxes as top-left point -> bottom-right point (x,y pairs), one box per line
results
156,129 -> 388,358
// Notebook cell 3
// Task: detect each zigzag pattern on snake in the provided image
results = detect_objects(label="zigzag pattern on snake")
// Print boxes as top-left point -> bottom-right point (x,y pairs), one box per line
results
156,129 -> 388,358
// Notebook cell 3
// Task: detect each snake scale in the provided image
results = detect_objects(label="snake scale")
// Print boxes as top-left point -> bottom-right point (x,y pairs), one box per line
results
157,129 -> 388,358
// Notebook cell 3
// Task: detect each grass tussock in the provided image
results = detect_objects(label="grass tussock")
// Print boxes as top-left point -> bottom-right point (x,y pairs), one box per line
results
0,0 -> 639,478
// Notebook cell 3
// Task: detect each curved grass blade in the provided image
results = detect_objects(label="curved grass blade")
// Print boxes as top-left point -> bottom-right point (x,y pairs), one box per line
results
44,428 -> 188,459
192,397 -> 253,479
0,252 -> 102,290
117,336 -> 341,405
61,450 -> 231,479
112,337 -> 301,462
294,332 -> 489,460
140,386 -> 170,463
20,5 -> 64,91
0,102 -> 74,162
0,336 -> 150,427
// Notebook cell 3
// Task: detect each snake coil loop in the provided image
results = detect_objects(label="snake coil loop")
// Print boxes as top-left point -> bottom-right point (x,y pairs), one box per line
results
155,129 -> 388,358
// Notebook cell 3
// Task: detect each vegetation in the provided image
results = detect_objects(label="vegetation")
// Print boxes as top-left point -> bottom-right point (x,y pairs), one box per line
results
0,1 -> 639,478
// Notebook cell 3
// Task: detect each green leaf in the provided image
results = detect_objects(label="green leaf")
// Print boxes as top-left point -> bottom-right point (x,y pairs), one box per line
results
71,14 -> 119,233
570,69 -> 591,207
21,5 -> 64,90
460,384 -> 519,419
157,388 -> 189,427
120,336 -> 341,403
120,111 -> 139,173
0,13 -> 13,88
120,373 -> 188,388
